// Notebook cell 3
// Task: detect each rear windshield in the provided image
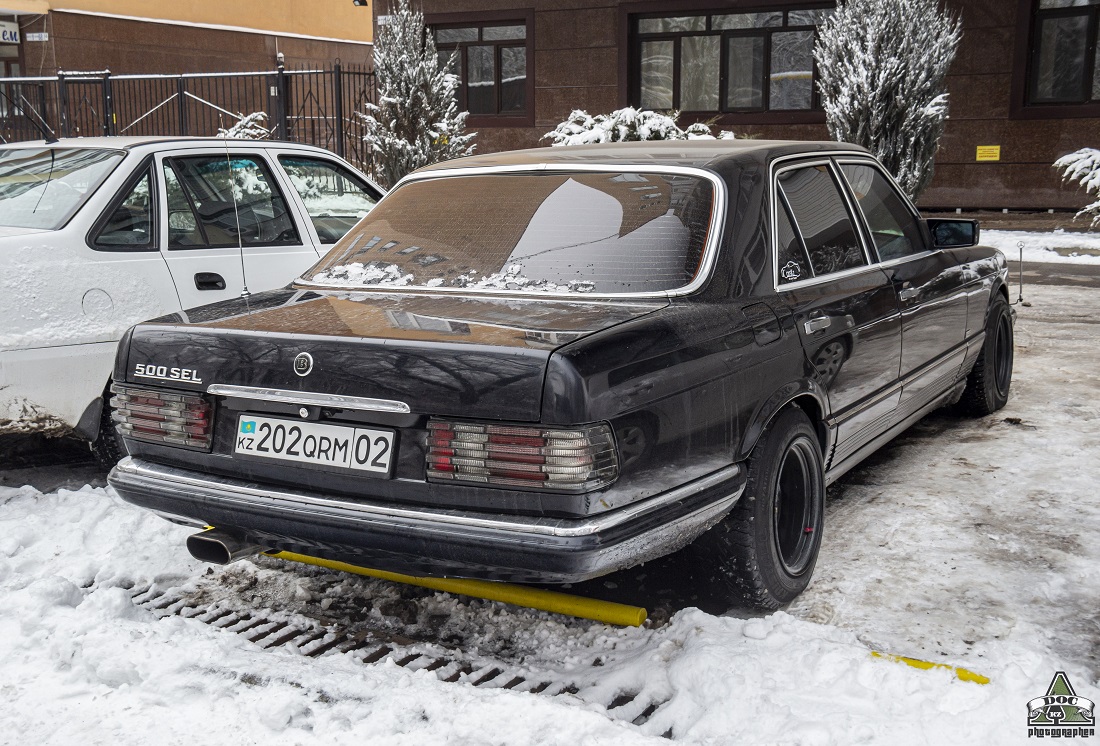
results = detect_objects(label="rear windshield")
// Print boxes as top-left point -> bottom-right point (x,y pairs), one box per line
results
0,147 -> 124,230
301,171 -> 715,294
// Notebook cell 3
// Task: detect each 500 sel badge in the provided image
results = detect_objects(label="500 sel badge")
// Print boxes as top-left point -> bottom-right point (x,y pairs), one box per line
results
235,415 -> 396,475
133,363 -> 203,384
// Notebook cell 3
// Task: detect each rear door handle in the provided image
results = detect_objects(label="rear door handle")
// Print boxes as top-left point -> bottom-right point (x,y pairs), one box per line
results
898,287 -> 919,302
195,272 -> 226,291
803,315 -> 833,334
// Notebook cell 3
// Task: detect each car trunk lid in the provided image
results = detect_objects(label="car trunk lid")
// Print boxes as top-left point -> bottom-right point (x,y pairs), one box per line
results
123,289 -> 667,422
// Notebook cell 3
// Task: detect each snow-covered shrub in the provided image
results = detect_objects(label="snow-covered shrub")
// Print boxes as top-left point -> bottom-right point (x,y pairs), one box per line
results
361,0 -> 475,188
543,107 -> 735,146
1054,148 -> 1100,228
217,111 -> 269,140
815,0 -> 961,200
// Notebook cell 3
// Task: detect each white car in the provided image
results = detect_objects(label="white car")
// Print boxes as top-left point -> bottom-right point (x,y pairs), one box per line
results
0,136 -> 382,464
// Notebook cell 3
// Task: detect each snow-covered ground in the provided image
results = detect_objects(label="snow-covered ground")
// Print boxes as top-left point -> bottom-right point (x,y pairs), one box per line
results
2,284 -> 1098,744
984,228 -> 1100,264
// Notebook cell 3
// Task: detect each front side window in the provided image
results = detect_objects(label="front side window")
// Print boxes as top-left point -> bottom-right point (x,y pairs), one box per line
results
93,168 -> 155,250
304,171 -> 715,295
634,7 -> 833,113
163,155 -> 299,250
839,163 -> 925,262
279,156 -> 381,243
0,147 -> 123,230
433,21 -> 529,119
777,164 -> 866,281
1028,0 -> 1100,104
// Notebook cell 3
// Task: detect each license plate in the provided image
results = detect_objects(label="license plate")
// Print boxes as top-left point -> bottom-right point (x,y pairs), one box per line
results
234,415 -> 396,475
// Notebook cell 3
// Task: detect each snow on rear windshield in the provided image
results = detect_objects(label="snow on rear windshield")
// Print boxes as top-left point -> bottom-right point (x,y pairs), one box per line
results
302,171 -> 715,294
0,148 -> 124,230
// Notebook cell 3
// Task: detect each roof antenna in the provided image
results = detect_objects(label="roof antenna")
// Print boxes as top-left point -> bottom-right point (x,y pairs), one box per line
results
221,134 -> 251,302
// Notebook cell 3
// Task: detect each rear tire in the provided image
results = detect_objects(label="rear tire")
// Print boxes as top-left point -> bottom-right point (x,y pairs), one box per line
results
960,294 -> 1014,416
696,406 -> 825,610
91,398 -> 126,470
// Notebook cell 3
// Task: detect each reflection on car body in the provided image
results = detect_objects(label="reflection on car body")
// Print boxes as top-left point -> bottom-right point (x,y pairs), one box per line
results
107,140 -> 1016,609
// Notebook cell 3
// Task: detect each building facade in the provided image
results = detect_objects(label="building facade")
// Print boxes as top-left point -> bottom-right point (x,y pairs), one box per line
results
0,0 -> 374,75
375,0 -> 1100,211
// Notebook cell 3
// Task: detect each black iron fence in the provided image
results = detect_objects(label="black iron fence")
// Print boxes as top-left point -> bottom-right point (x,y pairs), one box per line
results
0,63 -> 376,171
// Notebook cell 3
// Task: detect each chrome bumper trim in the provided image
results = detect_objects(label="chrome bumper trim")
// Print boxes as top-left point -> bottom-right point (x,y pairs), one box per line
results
205,385 -> 411,414
109,457 -> 741,539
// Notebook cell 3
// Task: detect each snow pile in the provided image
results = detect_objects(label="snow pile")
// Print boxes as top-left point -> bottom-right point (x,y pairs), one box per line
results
543,108 -> 735,147
0,482 -> 1091,744
310,261 -> 414,287
982,229 -> 1100,264
454,264 -> 596,293
0,485 -> 640,745
1054,148 -> 1100,227
310,262 -> 597,293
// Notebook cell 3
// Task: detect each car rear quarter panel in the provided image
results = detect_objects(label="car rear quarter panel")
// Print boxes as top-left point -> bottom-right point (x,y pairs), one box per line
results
543,300 -> 808,509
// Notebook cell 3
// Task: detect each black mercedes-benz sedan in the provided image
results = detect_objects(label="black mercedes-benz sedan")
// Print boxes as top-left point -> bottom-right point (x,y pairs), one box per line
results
107,140 -> 1015,609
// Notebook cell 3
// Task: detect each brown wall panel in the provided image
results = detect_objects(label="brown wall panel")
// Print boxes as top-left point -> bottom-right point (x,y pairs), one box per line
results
950,24 -> 1016,76
535,7 -> 618,50
922,162 -> 1084,209
534,47 -> 617,87
535,85 -> 619,128
944,74 -> 1013,120
37,12 -> 369,76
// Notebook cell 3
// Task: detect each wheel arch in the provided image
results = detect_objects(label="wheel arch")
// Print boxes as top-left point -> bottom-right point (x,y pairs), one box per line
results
736,380 -> 830,463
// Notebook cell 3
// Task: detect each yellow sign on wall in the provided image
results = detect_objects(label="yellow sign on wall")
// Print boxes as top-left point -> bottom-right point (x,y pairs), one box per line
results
976,145 -> 1001,162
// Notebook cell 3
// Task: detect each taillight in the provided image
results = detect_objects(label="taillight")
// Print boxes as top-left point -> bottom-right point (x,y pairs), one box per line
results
110,383 -> 213,451
426,420 -> 619,492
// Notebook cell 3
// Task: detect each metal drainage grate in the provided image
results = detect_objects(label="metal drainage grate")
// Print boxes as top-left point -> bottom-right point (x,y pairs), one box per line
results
130,584 -> 669,729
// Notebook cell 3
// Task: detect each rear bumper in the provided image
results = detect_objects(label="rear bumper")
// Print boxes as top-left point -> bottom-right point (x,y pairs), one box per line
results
108,456 -> 745,583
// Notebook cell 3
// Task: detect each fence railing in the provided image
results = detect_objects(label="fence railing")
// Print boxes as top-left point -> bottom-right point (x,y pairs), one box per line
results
0,63 -> 376,171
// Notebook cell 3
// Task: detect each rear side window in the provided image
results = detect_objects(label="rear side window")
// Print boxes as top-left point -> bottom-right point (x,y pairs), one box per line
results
777,165 -> 866,280
163,155 -> 299,249
278,156 -> 381,244
839,163 -> 925,262
303,171 -> 715,294
92,167 -> 155,251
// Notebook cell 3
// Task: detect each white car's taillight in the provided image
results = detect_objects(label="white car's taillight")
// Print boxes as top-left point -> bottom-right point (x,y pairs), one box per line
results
110,383 -> 213,450
426,420 -> 619,492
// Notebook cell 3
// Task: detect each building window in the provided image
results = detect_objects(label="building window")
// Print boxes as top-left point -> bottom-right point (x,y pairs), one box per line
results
632,7 -> 833,114
433,21 -> 530,119
1028,0 -> 1100,105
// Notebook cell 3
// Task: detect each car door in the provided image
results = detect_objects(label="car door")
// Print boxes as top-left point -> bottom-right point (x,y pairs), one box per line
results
156,150 -> 320,310
836,161 -> 969,415
273,153 -> 382,249
772,160 -> 902,467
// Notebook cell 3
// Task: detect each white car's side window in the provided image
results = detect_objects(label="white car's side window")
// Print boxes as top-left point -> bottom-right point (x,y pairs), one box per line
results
163,155 -> 301,250
278,155 -> 381,244
92,168 -> 156,251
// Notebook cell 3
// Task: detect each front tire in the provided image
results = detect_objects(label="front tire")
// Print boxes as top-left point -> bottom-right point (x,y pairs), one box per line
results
698,406 -> 825,609
960,294 -> 1014,416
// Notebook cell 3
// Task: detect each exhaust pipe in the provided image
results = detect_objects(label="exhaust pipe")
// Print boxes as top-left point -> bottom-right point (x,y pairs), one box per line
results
186,528 -> 262,565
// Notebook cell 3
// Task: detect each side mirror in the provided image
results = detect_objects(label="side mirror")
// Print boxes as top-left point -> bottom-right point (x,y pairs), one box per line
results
926,218 -> 980,249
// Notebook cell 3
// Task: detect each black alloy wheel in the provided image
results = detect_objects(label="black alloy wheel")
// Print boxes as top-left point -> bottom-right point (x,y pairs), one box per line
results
961,294 -> 1014,416
773,435 -> 821,576
693,405 -> 825,610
